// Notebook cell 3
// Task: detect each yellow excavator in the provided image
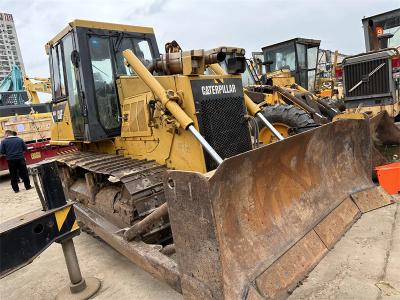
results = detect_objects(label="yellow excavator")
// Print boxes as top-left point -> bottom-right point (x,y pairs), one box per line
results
44,20 -> 393,299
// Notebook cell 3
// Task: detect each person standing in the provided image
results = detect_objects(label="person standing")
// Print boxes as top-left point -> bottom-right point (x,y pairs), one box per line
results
0,130 -> 32,193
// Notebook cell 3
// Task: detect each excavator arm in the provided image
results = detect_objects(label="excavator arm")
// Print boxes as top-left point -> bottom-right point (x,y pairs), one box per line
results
23,76 -> 52,104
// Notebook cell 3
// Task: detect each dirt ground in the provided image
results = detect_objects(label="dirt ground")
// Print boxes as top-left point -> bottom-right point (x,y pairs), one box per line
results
289,199 -> 400,300
0,175 -> 399,300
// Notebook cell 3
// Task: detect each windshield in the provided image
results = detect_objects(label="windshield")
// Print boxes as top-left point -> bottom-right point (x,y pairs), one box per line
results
264,44 -> 296,72
384,25 -> 400,48
114,36 -> 154,75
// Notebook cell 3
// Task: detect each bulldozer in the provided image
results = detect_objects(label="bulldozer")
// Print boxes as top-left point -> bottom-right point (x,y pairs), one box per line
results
209,38 -> 339,144
44,20 -> 394,299
222,33 -> 399,161
334,8 -> 400,162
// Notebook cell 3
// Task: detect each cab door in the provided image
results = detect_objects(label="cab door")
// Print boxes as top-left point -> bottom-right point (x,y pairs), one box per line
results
49,32 -> 85,139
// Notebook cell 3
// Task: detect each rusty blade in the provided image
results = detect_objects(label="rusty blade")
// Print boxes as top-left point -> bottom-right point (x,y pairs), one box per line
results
369,112 -> 400,168
166,119 -> 377,299
370,111 -> 400,145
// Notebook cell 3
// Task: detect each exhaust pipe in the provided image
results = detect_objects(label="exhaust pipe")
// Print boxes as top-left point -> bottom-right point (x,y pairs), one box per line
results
148,49 -> 226,75
205,51 -> 226,66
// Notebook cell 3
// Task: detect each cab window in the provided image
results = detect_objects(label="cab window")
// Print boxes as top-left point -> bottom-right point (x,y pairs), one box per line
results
63,33 -> 84,137
265,45 -> 296,72
88,36 -> 120,131
114,37 -> 154,76
50,43 -> 67,99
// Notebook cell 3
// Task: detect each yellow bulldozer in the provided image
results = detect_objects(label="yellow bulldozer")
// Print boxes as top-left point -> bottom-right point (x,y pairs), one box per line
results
43,20 -> 394,299
218,35 -> 399,163
208,39 -> 340,144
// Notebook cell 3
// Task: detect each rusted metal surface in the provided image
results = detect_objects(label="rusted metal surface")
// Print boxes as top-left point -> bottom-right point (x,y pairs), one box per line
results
74,203 -> 181,293
56,153 -> 166,201
124,202 -> 169,241
166,171 -> 223,299
160,244 -> 176,256
166,119 -> 388,299
369,111 -> 400,167
254,231 -> 328,299
314,197 -> 361,249
370,111 -> 400,146
351,186 -> 395,213
55,152 -> 179,292
56,152 -> 167,229
246,286 -> 265,300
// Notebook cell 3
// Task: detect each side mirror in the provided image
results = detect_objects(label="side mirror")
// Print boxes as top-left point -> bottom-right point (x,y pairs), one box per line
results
262,60 -> 274,66
262,60 -> 274,73
377,33 -> 394,50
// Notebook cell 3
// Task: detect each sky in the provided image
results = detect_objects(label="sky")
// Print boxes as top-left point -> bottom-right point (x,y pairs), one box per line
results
2,0 -> 400,78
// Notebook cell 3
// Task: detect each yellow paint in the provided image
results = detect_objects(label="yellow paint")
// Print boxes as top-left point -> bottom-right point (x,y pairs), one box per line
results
345,103 -> 399,119
30,152 -> 41,160
23,76 -> 51,104
333,112 -> 366,121
50,101 -> 75,142
121,92 -> 152,138
55,206 -> 71,231
71,220 -> 79,232
271,76 -> 295,87
259,123 -> 290,144
115,75 -> 221,173
123,49 -> 194,129
0,112 -> 52,140
46,19 -> 154,52
319,89 -> 333,97
68,72 -> 243,173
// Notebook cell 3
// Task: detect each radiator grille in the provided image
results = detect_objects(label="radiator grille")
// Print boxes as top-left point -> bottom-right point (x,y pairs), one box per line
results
344,58 -> 390,98
197,95 -> 252,171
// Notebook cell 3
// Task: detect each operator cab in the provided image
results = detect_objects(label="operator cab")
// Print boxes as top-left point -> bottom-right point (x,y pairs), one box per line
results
340,10 -> 399,111
362,8 -> 400,51
261,38 -> 320,91
46,20 -> 160,141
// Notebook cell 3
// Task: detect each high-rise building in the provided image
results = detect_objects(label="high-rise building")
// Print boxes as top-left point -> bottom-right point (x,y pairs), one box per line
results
0,12 -> 25,82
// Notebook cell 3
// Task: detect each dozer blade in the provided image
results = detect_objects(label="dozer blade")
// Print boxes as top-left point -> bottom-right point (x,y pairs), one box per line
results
165,119 -> 395,300
369,111 -> 400,167
370,111 -> 400,146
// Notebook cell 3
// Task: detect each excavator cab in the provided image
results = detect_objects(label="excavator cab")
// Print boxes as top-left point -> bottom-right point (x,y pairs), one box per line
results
46,20 -> 160,142
262,38 -> 320,91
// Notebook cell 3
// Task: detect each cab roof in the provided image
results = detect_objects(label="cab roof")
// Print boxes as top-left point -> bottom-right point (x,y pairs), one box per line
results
262,38 -> 321,51
45,19 -> 154,53
361,8 -> 400,23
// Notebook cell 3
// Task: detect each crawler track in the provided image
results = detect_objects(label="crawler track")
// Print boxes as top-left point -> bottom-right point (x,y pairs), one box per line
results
55,152 -> 170,245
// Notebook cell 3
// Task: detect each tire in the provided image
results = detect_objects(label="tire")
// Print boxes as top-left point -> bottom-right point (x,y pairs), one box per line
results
256,104 -> 317,144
